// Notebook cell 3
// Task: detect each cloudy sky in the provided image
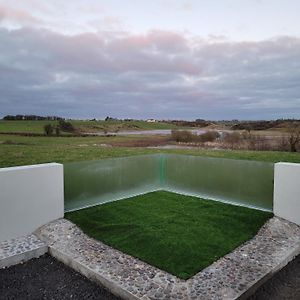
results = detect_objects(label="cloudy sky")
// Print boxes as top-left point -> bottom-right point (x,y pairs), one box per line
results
0,0 -> 300,120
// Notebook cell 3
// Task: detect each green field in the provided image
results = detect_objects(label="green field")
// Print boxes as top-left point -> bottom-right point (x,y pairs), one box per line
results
66,191 -> 272,279
73,119 -> 179,131
0,119 -> 178,134
0,133 -> 300,167
0,120 -> 59,133
0,119 -> 299,167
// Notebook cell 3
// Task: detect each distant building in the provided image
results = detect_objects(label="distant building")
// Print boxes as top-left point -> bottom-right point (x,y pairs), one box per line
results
147,119 -> 157,123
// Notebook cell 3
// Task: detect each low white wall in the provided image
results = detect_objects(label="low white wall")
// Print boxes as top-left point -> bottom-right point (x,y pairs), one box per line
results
274,162 -> 300,226
0,163 -> 64,242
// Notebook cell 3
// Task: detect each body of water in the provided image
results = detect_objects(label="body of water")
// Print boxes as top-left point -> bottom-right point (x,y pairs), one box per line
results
88,129 -> 229,136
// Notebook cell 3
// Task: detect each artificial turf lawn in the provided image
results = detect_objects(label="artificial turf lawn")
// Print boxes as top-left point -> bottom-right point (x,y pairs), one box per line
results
65,191 -> 273,280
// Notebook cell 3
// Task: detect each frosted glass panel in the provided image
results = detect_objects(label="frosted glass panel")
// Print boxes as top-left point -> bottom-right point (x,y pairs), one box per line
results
64,154 -> 162,211
64,154 -> 274,212
164,154 -> 274,210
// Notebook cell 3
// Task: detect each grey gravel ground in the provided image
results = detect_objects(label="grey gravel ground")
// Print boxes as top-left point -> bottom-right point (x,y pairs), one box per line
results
1,253 -> 300,300
0,254 -> 122,300
249,255 -> 300,300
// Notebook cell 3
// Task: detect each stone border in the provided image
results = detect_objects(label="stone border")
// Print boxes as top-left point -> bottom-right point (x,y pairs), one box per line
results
0,234 -> 47,269
34,217 -> 300,300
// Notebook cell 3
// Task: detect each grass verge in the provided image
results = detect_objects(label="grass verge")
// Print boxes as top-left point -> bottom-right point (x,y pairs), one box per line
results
65,191 -> 273,279
0,133 -> 300,167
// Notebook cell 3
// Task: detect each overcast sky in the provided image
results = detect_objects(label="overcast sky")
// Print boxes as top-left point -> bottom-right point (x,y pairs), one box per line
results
0,0 -> 300,120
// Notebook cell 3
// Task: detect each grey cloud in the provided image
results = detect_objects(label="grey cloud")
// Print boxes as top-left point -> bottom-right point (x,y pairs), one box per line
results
0,28 -> 299,120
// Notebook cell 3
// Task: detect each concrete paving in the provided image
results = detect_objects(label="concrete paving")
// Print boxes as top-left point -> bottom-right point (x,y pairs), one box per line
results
0,234 -> 47,269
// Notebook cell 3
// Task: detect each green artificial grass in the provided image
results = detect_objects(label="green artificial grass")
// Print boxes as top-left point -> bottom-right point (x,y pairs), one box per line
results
66,191 -> 273,280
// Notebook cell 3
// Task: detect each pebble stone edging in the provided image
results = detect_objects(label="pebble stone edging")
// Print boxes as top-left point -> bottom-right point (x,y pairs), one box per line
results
35,217 -> 300,300
0,234 -> 47,269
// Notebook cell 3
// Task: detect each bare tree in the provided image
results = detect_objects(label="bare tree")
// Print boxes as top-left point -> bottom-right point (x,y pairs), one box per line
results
224,132 -> 241,149
171,130 -> 196,143
288,127 -> 300,152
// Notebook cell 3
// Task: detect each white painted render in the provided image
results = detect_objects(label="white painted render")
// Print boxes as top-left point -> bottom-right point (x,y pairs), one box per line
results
274,162 -> 300,226
0,163 -> 64,242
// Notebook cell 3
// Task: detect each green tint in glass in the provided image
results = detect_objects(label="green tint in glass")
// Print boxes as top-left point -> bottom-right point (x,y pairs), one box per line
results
164,154 -> 274,211
64,154 -> 162,211
64,154 -> 274,212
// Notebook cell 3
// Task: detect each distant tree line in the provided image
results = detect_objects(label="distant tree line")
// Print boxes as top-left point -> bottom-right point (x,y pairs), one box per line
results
3,115 -> 63,121
231,119 -> 300,131
104,116 -> 137,122
165,119 -> 212,128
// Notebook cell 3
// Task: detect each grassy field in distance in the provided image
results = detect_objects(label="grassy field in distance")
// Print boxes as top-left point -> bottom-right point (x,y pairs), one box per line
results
0,133 -> 300,167
0,119 -> 180,134
0,120 -> 59,133
0,119 -> 299,167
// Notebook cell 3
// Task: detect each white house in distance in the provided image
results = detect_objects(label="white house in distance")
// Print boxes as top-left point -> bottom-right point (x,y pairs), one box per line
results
146,119 -> 157,123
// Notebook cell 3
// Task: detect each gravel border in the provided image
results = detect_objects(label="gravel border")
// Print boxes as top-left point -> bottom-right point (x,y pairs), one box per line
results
35,217 -> 300,300
0,234 -> 47,268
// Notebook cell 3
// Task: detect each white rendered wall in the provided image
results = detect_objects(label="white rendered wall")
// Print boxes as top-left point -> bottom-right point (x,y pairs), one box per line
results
0,163 -> 64,242
274,162 -> 300,226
